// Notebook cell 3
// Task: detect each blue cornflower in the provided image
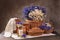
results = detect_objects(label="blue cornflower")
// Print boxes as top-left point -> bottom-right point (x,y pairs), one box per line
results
16,22 -> 23,24
40,23 -> 51,30
23,6 -> 46,20
22,34 -> 26,37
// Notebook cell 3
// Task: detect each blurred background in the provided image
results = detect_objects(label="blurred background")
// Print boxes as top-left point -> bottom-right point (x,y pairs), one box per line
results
0,0 -> 60,34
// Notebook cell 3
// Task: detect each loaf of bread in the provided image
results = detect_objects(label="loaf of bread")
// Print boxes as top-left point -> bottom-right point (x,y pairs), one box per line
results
23,23 -> 30,34
28,27 -> 44,36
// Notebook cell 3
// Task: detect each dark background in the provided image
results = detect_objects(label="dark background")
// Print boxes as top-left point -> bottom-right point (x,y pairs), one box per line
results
0,0 -> 60,34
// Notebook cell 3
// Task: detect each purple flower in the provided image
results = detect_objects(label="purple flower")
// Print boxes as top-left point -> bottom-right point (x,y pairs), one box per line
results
16,22 -> 23,24
22,34 -> 26,37
23,6 -> 46,20
40,23 -> 51,30
40,25 -> 51,30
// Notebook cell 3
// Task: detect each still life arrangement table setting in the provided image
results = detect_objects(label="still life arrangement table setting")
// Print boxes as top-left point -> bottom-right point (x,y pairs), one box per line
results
3,6 -> 56,39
